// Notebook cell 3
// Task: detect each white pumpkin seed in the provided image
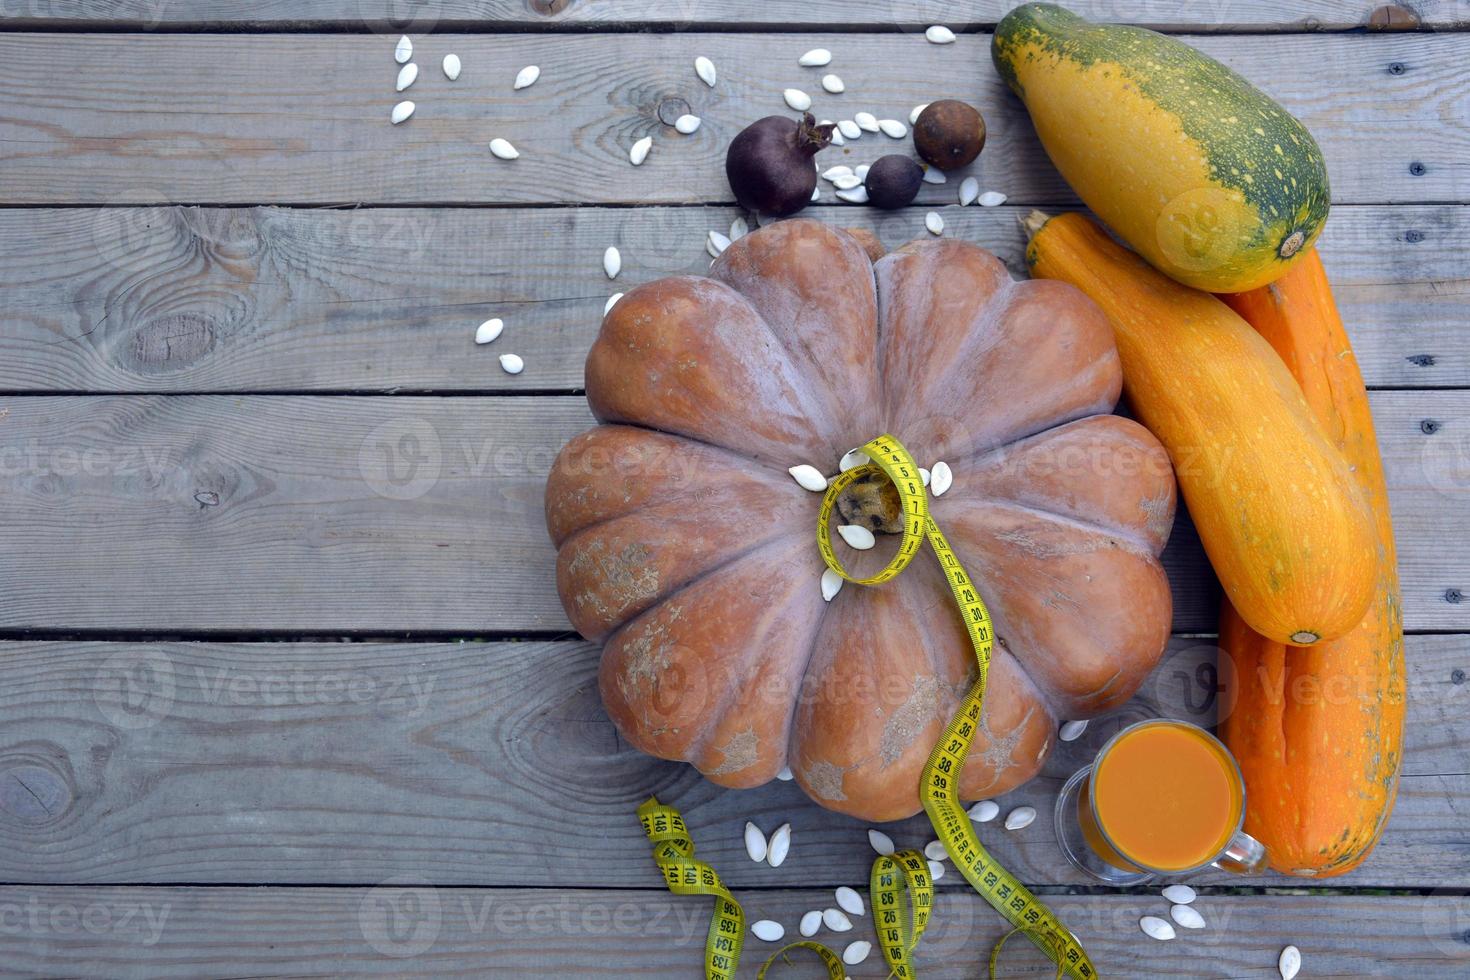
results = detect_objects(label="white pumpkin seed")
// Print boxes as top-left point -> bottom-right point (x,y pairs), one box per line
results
395,63 -> 418,92
921,167 -> 947,185
923,839 -> 948,861
926,25 -> 957,44
811,186 -> 821,202
707,230 -> 731,257
840,449 -> 869,472
836,186 -> 869,204
822,907 -> 853,932
784,88 -> 812,111
969,799 -> 1000,823
878,119 -> 908,139
1059,719 -> 1088,742
729,216 -> 748,241
1162,884 -> 1197,905
867,828 -> 895,855
629,136 -> 653,166
442,54 -> 461,80
1279,945 -> 1301,980
854,111 -> 879,133
979,191 -> 1008,207
743,821 -> 768,862
822,74 -> 844,94
930,461 -> 953,497
1004,805 -> 1036,831
837,119 -> 862,140
390,101 -> 415,125
834,886 -> 864,917
498,353 -> 524,375
603,246 -> 621,279
843,941 -> 872,966
514,65 -> 540,90
920,467 -> 931,487
603,293 -> 624,316
776,765 -> 794,781
854,164 -> 870,181
475,318 -> 503,345
1140,916 -> 1176,941
799,909 -> 823,937
798,48 -> 832,67
751,919 -> 785,942
910,103 -> 930,125
837,525 -> 876,551
695,56 -> 717,87
674,114 -> 702,135
489,138 -> 520,160
925,212 -> 944,236
927,859 -> 945,881
788,464 -> 828,492
822,165 -> 854,181
1170,904 -> 1206,930
767,823 -> 791,867
394,35 -> 413,64
959,176 -> 980,206
829,129 -> 845,146
821,568 -> 843,601
832,174 -> 862,191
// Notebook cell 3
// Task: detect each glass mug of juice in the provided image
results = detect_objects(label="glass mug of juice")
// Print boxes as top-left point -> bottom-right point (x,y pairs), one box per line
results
1054,719 -> 1267,884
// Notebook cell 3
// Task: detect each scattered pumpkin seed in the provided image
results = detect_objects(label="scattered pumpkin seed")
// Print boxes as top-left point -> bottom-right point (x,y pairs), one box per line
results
821,569 -> 843,602
751,920 -> 785,942
798,48 -> 832,67
1059,719 -> 1089,741
822,165 -> 854,181
776,765 -> 794,781
395,63 -> 418,92
744,821 -> 768,862
830,129 -> 845,146
394,35 -> 413,64
630,136 -> 653,166
475,318 -> 503,345
604,293 -> 623,316
837,119 -> 862,140
878,119 -> 908,139
675,114 -> 702,135
926,25 -> 957,44
927,859 -> 945,881
926,212 -> 944,236
811,186 -> 822,202
923,839 -> 948,861
1004,805 -> 1036,830
979,191 -> 1008,207
822,74 -> 845,94
822,908 -> 853,932
489,138 -> 519,160
840,449 -> 870,472
920,467 -> 931,487
442,54 -> 461,80
729,216 -> 748,240
514,65 -> 540,90
959,176 -> 980,206
969,799 -> 999,822
837,525 -> 876,550
767,823 -> 791,867
910,103 -> 930,125
921,167 -> 947,185
695,56 -> 717,87
799,909 -> 822,937
784,88 -> 812,112
390,101 -> 415,125
1170,904 -> 1206,930
867,828 -> 895,855
498,353 -> 524,375
603,246 -> 621,279
854,111 -> 880,133
789,464 -> 828,492
1162,884 -> 1197,905
930,461 -> 953,497
834,886 -> 864,917
843,941 -> 872,966
854,164 -> 870,181
1140,916 -> 1176,941
836,186 -> 869,204
707,229 -> 731,257
1279,945 -> 1301,980
832,174 -> 862,191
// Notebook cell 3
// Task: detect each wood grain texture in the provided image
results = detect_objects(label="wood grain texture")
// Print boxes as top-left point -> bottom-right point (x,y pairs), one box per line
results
3,204 -> 1464,392
0,636 -> 1465,888
0,886 -> 1464,978
0,391 -> 1464,632
2,0 -> 1466,30
0,32 -> 1463,206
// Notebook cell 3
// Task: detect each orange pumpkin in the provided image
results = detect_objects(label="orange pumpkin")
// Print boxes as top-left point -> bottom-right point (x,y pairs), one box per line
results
546,220 -> 1178,820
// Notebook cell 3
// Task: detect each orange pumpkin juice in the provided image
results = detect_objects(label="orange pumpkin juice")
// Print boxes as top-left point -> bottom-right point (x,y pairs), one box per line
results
1079,721 -> 1243,873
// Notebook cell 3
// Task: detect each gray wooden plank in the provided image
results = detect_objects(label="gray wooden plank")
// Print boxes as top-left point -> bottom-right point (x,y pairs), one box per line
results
4,204 -> 1464,392
0,32 -> 1462,206
0,887 -> 1461,978
0,391 -> 1463,632
2,0 -> 1466,31
0,636 -> 1463,888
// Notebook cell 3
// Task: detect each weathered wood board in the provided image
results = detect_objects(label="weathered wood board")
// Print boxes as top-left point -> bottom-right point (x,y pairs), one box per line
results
3,204 -> 1464,392
0,32 -> 1463,206
0,636 -> 1464,888
0,391 -> 1463,632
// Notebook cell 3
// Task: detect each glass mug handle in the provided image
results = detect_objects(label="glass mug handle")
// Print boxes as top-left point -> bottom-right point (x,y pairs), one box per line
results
1212,829 -> 1268,875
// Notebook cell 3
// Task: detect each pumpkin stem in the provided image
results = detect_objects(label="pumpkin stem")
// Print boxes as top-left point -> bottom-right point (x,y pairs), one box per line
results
795,112 -> 835,156
1021,209 -> 1053,240
835,474 -> 905,534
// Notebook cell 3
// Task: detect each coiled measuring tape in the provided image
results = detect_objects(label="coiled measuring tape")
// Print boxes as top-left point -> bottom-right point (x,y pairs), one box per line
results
640,434 -> 1096,979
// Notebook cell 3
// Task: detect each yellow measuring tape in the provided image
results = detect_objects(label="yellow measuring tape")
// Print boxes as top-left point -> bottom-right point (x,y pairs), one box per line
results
640,434 -> 1097,979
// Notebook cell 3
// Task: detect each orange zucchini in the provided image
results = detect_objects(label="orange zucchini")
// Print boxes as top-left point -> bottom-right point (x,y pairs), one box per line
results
1217,248 -> 1405,876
